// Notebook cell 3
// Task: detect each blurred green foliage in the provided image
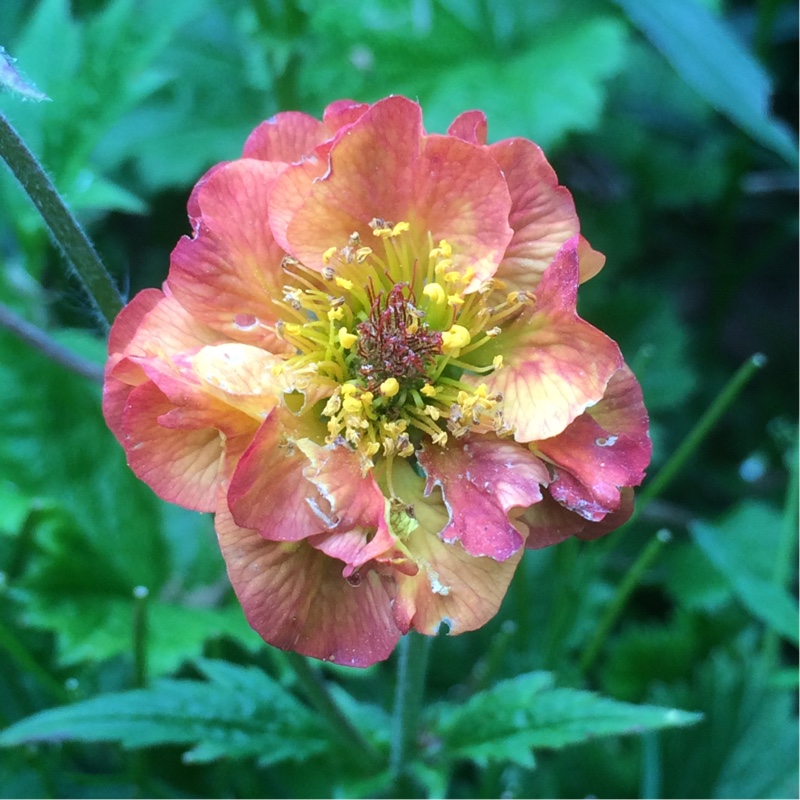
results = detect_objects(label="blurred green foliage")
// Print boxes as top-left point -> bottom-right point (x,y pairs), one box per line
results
0,0 -> 796,797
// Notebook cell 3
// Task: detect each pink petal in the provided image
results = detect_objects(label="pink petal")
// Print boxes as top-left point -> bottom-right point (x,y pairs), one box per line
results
537,365 -> 651,520
478,237 -> 622,442
322,99 -> 370,132
121,381 -> 225,512
390,461 -> 523,635
215,495 -> 402,666
447,109 -> 488,145
488,137 -> 580,293
242,111 -> 326,162
227,410 -> 326,541
418,436 -> 548,560
107,288 -> 163,355
168,159 -> 294,352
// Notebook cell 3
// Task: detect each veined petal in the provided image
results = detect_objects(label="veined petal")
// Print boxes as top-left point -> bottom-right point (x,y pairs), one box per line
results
391,461 -> 523,635
270,96 -> 513,286
227,410 -> 327,541
322,99 -> 370,133
488,137 -> 580,293
447,109 -> 488,145
215,493 -> 402,667
242,111 -> 326,162
537,365 -> 651,519
107,287 -> 162,355
168,159 -> 293,352
418,436 -> 548,560
476,237 -> 622,441
121,381 -> 225,512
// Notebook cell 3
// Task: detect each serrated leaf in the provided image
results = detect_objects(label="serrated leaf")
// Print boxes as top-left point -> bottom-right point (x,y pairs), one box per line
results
431,672 -> 701,768
612,0 -> 797,164
690,504 -> 799,644
0,660 -> 329,766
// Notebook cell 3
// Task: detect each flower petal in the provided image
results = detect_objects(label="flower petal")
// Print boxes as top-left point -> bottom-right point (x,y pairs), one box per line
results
270,96 -> 513,286
322,99 -> 370,132
418,436 -> 548,560
168,159 -> 293,352
227,410 -> 326,541
215,494 -> 402,666
477,237 -> 622,441
447,109 -> 488,145
537,365 -> 651,519
488,137 -> 580,293
121,381 -> 224,512
391,461 -> 523,635
242,111 -> 326,162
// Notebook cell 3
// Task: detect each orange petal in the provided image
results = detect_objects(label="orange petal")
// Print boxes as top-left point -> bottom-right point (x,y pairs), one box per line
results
242,111 -> 326,162
121,381 -> 225,512
488,137 -> 580,293
322,99 -> 370,133
390,461 -> 523,636
270,96 -> 513,286
227,410 -> 327,541
215,494 -> 401,666
577,234 -> 606,283
418,436 -> 548,560
168,159 -> 293,353
477,237 -> 622,442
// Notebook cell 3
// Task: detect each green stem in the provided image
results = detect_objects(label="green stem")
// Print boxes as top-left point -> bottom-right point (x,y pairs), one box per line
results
390,632 -> 429,782
132,586 -> 149,689
633,353 -> 767,516
0,301 -> 103,383
284,651 -> 382,769
761,441 -> 799,670
0,111 -> 123,329
0,613 -> 69,703
579,529 -> 672,675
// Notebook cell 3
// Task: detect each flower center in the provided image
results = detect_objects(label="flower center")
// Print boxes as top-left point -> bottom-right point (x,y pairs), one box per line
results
355,283 -> 442,393
272,220 -> 523,468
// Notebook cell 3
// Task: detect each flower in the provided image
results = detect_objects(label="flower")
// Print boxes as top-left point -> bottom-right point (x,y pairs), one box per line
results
103,96 -> 651,667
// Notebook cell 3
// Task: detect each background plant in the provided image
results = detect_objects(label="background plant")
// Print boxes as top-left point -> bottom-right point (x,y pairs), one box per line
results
0,0 -> 796,797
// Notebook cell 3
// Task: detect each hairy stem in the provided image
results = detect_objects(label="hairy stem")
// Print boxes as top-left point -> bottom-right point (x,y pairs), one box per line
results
0,111 -> 123,329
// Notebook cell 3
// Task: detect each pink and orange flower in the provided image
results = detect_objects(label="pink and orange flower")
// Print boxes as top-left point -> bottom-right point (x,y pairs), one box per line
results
103,96 -> 651,666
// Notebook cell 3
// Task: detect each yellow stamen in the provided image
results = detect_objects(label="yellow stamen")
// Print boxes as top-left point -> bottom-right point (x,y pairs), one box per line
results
380,377 -> 400,398
441,324 -> 471,353
338,327 -> 357,348
323,246 -> 337,263
423,283 -> 447,305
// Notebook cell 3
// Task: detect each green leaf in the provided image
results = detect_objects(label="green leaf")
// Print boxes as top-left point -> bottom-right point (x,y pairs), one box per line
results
0,660 -> 330,766
430,672 -> 702,768
0,47 -> 48,101
612,0 -> 798,164
423,16 -> 628,148
690,503 -> 799,644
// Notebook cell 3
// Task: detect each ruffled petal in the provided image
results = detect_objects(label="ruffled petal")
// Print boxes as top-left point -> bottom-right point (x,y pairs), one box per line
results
390,461 -> 523,635
242,111 -> 326,162
537,365 -> 651,520
227,410 -> 326,541
521,486 -> 635,546
477,237 -> 622,442
168,159 -> 293,352
215,494 -> 402,666
488,137 -> 580,293
121,381 -> 225,512
270,96 -> 513,286
418,436 -> 548,560
322,99 -> 370,133
447,109 -> 488,145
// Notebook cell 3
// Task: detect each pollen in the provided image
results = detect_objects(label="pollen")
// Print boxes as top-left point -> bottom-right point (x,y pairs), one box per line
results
441,324 -> 471,353
380,377 -> 400,398
338,327 -> 357,348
